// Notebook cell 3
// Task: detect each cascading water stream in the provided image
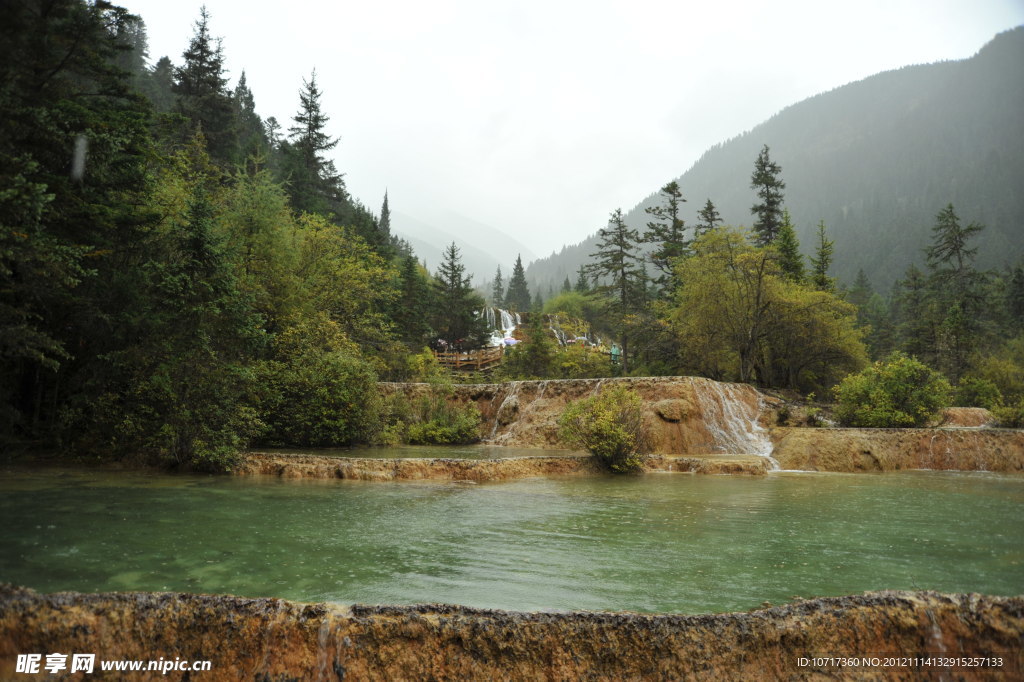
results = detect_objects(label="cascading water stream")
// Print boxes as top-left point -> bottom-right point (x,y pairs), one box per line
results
688,378 -> 780,470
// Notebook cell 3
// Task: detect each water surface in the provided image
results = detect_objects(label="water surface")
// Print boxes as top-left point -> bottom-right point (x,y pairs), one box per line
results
1,465 -> 1021,614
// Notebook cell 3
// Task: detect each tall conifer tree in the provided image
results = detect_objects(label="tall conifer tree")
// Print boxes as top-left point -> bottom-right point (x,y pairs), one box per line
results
809,220 -> 836,292
750,144 -> 786,246
505,255 -> 531,312
587,208 -> 645,372
695,198 -> 723,236
643,181 -> 688,295
173,7 -> 236,165
285,70 -> 346,216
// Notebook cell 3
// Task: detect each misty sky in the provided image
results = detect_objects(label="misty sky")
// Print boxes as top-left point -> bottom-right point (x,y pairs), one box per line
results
129,0 -> 1024,260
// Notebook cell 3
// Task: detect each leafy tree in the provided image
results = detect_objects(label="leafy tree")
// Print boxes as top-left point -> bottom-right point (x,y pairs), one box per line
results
833,352 -> 952,427
695,198 -> 723,236
296,214 -> 396,353
643,181 -> 688,294
809,220 -> 836,292
504,254 -> 531,311
258,314 -> 379,447
774,209 -> 805,283
586,209 -> 646,373
431,242 -> 489,347
750,144 -> 786,246
672,228 -> 866,390
558,385 -> 651,473
172,7 -> 236,165
283,70 -> 346,216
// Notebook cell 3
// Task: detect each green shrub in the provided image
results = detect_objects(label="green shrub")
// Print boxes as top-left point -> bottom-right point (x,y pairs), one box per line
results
557,385 -> 651,473
375,379 -> 482,445
991,397 -> 1024,428
955,376 -> 1002,409
259,350 -> 380,446
832,352 -> 952,428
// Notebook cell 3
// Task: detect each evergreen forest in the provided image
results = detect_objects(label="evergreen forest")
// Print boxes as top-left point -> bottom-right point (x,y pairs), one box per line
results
3,2 -> 1022,473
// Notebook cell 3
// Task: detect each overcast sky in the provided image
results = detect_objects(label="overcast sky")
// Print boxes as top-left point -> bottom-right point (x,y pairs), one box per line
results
129,0 -> 1024,259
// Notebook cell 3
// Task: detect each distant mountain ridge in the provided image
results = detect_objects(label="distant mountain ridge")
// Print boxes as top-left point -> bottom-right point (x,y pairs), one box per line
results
393,210 -> 537,285
527,27 -> 1024,292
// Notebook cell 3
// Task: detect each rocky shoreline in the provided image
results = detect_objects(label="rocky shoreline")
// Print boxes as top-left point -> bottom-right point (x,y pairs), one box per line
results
1,585 -> 1020,680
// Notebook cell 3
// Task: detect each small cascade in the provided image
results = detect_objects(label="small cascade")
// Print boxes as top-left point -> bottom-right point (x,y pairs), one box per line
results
481,307 -> 521,347
689,378 -> 780,470
489,380 -> 523,439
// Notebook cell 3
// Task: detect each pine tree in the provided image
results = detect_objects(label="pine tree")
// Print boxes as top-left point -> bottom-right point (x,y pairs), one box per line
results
173,7 -> 236,165
925,204 -> 987,381
491,266 -> 505,306
378,191 -> 392,242
144,56 -> 176,113
1006,263 -> 1024,334
586,208 -> 646,372
809,220 -> 836,292
643,181 -> 688,294
562,276 -> 572,293
505,255 -> 531,311
695,198 -> 723,236
893,264 -> 937,364
232,71 -> 270,170
574,265 -> 590,293
750,144 -> 786,246
284,70 -> 346,216
392,254 -> 433,346
431,243 -> 489,347
774,209 -> 804,283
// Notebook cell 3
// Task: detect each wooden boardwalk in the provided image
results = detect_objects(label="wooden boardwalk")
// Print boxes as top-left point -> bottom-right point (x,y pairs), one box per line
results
433,346 -> 504,371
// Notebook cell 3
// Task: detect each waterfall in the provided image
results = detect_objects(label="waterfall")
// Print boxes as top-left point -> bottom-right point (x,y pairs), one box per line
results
482,307 -> 521,347
689,378 -> 779,469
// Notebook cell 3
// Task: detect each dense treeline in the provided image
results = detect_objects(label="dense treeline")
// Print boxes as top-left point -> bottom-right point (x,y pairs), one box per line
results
0,1 -> 489,467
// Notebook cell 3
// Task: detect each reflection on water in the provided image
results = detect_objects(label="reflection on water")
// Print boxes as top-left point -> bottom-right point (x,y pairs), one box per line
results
0,465 -> 1021,614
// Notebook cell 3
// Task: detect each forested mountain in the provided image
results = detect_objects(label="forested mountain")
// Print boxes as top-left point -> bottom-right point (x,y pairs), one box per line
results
527,27 -> 1024,292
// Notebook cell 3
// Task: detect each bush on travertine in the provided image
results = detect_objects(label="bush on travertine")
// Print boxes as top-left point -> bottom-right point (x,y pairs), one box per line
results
832,352 -> 951,428
557,385 -> 651,473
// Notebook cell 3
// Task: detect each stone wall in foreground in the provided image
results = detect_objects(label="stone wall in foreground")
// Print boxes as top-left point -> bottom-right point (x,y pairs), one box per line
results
1,586 -> 1020,680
